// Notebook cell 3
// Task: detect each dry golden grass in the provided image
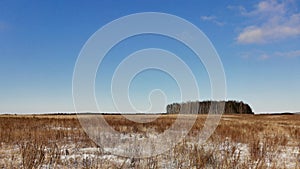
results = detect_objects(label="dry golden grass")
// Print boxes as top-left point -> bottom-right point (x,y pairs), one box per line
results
0,114 -> 299,168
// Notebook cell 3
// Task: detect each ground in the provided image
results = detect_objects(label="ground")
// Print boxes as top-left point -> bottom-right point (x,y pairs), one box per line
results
0,114 -> 299,168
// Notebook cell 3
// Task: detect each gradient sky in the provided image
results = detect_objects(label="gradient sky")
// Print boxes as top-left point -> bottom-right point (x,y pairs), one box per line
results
0,0 -> 300,113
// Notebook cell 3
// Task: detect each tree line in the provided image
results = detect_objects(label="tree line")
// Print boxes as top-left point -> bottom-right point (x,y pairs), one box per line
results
166,100 -> 253,114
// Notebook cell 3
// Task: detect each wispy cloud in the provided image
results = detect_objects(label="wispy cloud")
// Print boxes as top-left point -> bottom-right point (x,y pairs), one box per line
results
201,15 -> 225,26
258,54 -> 270,60
227,5 -> 247,15
275,50 -> 300,58
240,49 -> 300,61
235,0 -> 300,44
240,50 -> 271,61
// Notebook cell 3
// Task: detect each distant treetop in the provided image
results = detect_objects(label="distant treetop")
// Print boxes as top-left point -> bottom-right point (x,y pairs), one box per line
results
166,100 -> 253,114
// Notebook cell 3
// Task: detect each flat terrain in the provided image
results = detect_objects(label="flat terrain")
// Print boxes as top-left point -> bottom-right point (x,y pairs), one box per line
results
0,114 -> 300,168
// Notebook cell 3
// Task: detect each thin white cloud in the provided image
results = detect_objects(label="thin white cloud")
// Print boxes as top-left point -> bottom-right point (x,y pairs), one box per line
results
240,49 -> 300,61
201,15 -> 225,26
236,0 -> 300,44
227,5 -> 247,15
275,50 -> 300,58
244,0 -> 286,17
258,54 -> 270,60
240,50 -> 271,61
201,16 -> 216,21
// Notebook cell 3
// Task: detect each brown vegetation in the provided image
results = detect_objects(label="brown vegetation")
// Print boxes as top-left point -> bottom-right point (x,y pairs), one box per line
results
0,114 -> 299,168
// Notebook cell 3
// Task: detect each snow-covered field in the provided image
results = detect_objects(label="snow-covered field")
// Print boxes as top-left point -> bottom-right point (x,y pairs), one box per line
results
0,114 -> 299,168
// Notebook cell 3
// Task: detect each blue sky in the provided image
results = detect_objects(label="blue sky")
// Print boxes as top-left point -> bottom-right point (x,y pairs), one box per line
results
0,0 -> 299,113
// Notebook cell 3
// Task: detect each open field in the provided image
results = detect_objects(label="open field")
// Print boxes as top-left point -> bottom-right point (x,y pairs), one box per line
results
0,114 -> 300,168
